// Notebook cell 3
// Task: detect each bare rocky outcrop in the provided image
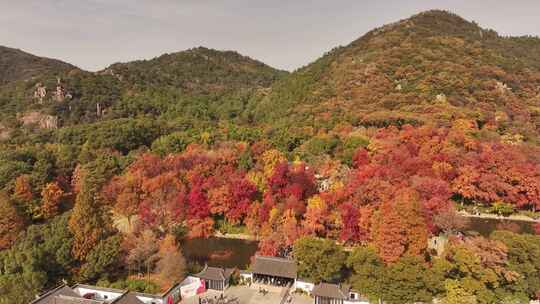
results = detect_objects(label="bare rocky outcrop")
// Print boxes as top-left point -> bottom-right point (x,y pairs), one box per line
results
0,123 -> 10,140
96,102 -> 102,117
52,77 -> 71,102
435,93 -> 448,103
33,78 -> 71,103
41,115 -> 58,129
98,68 -> 123,81
33,82 -> 47,103
495,81 -> 511,94
19,111 -> 58,129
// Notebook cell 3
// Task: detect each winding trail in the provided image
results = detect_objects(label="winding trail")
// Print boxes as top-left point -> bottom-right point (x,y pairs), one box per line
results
458,211 -> 540,223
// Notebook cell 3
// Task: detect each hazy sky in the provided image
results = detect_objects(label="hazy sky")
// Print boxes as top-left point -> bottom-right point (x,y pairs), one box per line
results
1,0 -> 539,72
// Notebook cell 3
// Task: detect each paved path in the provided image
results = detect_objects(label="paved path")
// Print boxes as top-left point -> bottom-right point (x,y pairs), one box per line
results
180,286 -> 313,304
213,232 -> 259,241
459,211 -> 540,222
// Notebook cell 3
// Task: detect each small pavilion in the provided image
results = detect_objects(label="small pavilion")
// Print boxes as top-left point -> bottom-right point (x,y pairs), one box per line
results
193,265 -> 235,291
311,282 -> 368,304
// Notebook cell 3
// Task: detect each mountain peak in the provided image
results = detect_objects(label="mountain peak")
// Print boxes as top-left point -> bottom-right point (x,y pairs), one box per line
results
105,47 -> 287,93
0,45 -> 77,85
410,9 -> 470,21
253,11 -> 540,143
407,9 -> 483,34
360,10 -> 485,44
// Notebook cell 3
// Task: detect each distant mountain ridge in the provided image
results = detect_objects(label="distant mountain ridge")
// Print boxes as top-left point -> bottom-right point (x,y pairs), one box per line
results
0,46 -> 287,128
0,46 -> 77,85
252,10 -> 540,143
1,10 -> 540,144
105,47 -> 287,94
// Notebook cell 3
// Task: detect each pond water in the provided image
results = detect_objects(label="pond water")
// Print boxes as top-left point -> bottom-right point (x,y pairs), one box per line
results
180,218 -> 536,270
464,216 -> 536,236
181,237 -> 258,269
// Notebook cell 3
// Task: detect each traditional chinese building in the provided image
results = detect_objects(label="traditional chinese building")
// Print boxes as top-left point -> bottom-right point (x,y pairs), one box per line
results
249,255 -> 297,288
29,284 -> 173,304
193,265 -> 234,291
311,283 -> 368,304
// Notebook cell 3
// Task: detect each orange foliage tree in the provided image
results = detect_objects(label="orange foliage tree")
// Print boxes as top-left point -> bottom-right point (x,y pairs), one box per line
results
0,191 -> 25,249
41,182 -> 64,219
371,189 -> 428,263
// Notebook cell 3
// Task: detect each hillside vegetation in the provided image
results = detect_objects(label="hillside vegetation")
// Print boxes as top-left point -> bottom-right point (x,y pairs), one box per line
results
1,10 -> 540,304
0,46 -> 76,85
253,10 -> 540,144
0,46 -> 286,129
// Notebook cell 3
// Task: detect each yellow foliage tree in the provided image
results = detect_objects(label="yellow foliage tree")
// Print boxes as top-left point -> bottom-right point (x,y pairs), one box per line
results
261,149 -> 286,177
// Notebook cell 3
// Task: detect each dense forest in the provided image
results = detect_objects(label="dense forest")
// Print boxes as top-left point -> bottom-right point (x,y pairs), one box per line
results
1,10 -> 539,304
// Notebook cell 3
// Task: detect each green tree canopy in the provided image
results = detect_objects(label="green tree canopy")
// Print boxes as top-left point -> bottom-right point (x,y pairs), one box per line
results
379,255 -> 440,304
346,245 -> 384,302
293,236 -> 346,283
491,230 -> 540,299
0,213 -> 74,304
80,235 -> 122,282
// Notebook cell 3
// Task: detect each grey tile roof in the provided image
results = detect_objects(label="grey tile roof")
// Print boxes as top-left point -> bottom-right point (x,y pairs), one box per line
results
29,284 -> 171,304
251,256 -> 297,279
30,285 -> 81,304
311,283 -> 349,300
72,284 -> 125,294
130,292 -> 162,300
112,293 -> 144,304
194,265 -> 234,281
51,295 -> 104,304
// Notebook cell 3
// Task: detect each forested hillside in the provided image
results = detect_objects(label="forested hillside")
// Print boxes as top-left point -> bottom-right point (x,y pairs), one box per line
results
253,10 -> 540,144
0,46 -> 285,131
1,10 -> 540,304
0,46 -> 76,85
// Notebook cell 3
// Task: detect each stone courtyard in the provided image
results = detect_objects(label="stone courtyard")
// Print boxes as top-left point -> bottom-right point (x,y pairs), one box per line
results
180,285 -> 313,304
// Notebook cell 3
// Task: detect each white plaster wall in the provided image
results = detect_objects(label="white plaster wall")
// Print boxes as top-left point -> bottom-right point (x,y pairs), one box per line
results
294,281 -> 314,293
240,273 -> 252,280
136,295 -> 163,304
179,276 -> 203,299
73,287 -> 123,301
344,301 -> 370,304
